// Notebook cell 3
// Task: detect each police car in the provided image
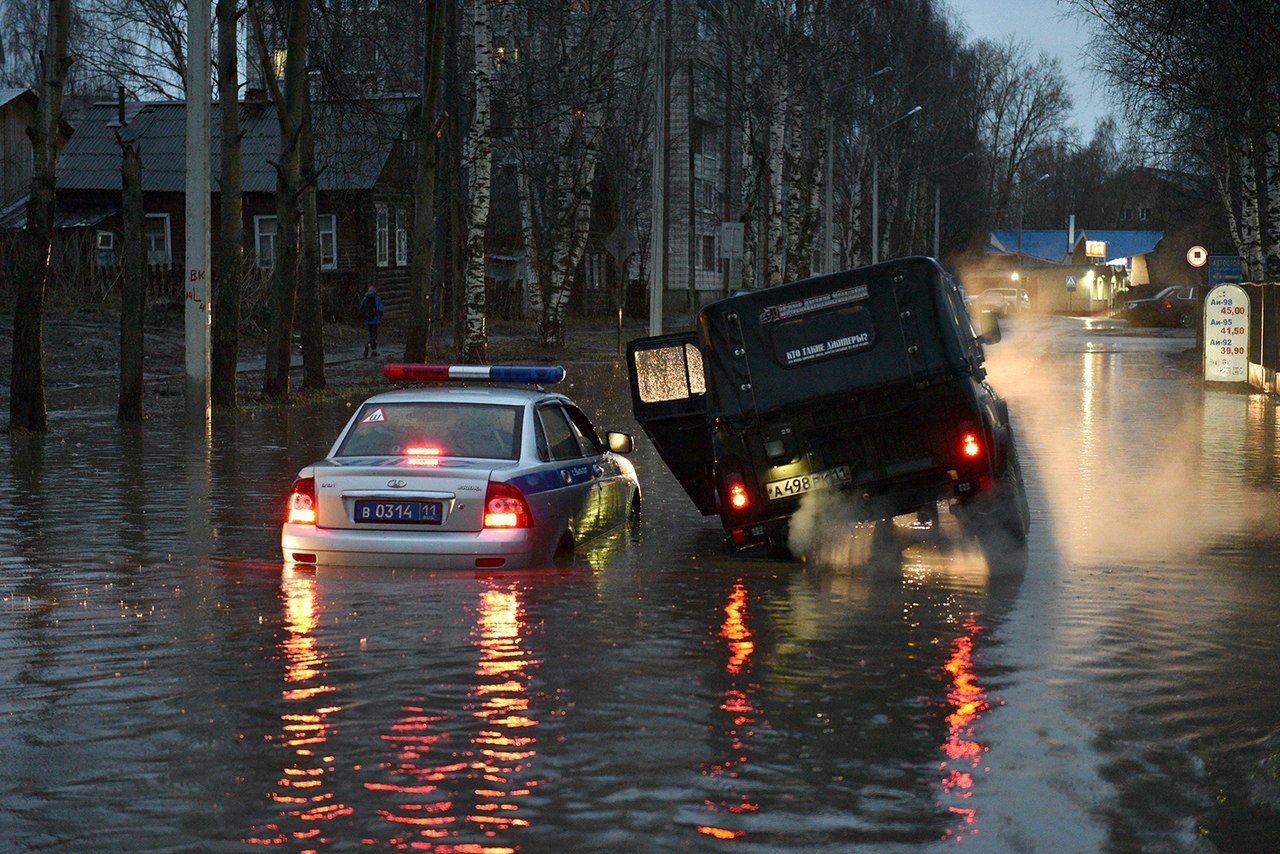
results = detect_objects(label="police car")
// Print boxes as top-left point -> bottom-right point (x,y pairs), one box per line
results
281,364 -> 641,569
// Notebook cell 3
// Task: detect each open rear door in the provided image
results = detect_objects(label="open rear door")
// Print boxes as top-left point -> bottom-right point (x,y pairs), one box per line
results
626,333 -> 717,516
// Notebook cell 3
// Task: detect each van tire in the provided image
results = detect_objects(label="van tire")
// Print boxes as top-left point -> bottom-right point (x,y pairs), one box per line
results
959,436 -> 1030,545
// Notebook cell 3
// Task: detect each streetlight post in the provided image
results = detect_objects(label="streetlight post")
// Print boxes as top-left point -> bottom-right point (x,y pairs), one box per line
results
1016,172 -> 1051,276
871,105 -> 922,265
932,151 -> 974,259
824,66 -> 890,274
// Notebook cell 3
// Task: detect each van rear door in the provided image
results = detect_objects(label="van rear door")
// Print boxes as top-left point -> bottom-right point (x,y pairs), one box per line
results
626,333 -> 718,515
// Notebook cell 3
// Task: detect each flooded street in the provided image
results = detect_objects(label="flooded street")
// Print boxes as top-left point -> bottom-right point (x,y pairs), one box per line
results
3,315 -> 1280,851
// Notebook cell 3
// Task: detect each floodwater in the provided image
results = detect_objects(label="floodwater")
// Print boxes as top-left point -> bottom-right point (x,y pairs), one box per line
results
2,316 -> 1279,851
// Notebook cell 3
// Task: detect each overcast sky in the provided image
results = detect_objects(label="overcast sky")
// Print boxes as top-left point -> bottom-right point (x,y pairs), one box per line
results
948,0 -> 1114,139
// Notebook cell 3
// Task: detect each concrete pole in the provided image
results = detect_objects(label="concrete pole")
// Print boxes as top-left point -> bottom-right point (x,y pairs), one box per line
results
871,148 -> 879,265
648,6 -> 666,336
185,0 -> 211,414
933,182 -> 941,259
824,118 -> 833,273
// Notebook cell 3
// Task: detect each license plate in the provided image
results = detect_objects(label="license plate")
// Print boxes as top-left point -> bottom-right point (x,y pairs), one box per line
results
354,500 -> 443,524
765,465 -> 852,500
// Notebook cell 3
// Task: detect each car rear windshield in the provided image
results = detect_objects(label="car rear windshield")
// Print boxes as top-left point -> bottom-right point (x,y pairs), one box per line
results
336,402 -> 523,459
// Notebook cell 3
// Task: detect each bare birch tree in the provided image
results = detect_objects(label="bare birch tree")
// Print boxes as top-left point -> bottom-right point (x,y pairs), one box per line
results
211,0 -> 243,408
8,0 -> 71,433
459,0 -> 494,363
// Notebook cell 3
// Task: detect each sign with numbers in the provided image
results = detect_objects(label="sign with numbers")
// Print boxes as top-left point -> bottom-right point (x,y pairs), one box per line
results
1203,284 -> 1249,383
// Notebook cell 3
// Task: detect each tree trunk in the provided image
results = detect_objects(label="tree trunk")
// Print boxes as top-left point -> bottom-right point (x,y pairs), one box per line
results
739,119 -> 758,291
8,0 -> 70,432
298,92 -> 324,391
117,135 -> 145,422
211,0 -> 242,408
459,0 -> 493,364
540,108 -> 603,347
516,165 -> 543,322
1265,130 -> 1280,280
767,82 -> 786,287
404,0 -> 446,362
1240,136 -> 1262,282
785,89 -> 805,280
257,0 -> 310,400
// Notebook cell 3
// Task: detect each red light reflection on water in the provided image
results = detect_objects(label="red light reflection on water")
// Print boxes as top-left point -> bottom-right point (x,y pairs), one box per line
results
244,570 -> 350,847
365,583 -> 541,851
697,582 -> 763,841
937,614 -> 990,842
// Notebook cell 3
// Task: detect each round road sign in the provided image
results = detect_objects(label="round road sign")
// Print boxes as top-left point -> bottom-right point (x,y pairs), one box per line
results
1187,245 -> 1208,267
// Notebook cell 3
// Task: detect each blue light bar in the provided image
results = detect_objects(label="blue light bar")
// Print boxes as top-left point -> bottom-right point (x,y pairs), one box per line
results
384,364 -> 565,384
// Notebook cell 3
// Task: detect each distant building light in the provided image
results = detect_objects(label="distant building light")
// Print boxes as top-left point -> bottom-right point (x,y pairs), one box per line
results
1085,240 -> 1107,259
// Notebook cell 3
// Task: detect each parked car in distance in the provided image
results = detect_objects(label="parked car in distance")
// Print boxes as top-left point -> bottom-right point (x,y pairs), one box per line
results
969,287 -> 1029,316
281,364 -> 641,570
1117,285 -> 1198,328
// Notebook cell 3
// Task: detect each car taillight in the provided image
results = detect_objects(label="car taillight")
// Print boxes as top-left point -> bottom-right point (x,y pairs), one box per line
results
721,469 -> 750,513
484,481 -> 532,529
961,432 -> 982,459
288,477 -> 316,525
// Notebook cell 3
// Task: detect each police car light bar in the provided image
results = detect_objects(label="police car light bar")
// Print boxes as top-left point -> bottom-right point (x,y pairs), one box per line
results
383,363 -> 566,384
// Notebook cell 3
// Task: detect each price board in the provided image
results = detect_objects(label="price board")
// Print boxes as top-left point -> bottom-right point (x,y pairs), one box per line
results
1203,284 -> 1249,383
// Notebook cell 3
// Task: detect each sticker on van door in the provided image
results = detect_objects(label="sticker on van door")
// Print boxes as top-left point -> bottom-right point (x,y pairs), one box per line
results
771,303 -> 877,366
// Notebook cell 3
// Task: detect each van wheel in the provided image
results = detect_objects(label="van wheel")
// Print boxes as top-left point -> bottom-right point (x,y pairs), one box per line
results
553,533 -> 575,568
628,495 -> 642,533
959,436 -> 1030,545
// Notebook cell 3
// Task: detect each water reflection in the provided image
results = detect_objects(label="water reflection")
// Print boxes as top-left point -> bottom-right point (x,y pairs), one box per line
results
363,580 -> 543,850
937,614 -> 989,842
244,568 -> 348,846
698,581 -> 764,841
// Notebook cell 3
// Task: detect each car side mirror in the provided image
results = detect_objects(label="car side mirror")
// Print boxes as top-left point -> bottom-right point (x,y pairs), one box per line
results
976,310 -> 1002,344
606,431 -> 635,454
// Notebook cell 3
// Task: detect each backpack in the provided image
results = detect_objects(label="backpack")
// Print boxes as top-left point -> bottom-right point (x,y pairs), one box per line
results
360,292 -> 378,321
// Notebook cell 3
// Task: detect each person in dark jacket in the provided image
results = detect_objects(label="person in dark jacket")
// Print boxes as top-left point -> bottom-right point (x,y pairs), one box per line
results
359,284 -> 385,357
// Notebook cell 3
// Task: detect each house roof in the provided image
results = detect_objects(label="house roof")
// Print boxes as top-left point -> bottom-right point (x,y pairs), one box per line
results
56,95 -> 416,194
0,88 -> 31,109
988,228 -> 1163,264
0,194 -> 116,230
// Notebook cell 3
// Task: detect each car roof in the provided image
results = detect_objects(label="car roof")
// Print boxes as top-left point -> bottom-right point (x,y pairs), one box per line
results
357,386 -> 565,407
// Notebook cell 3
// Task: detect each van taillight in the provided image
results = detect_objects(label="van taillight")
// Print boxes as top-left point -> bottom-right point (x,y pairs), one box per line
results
721,470 -> 750,512
484,481 -> 532,528
961,432 -> 982,459
288,477 -> 317,525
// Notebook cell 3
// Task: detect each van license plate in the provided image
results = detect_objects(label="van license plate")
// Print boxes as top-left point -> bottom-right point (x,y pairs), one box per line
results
765,465 -> 852,500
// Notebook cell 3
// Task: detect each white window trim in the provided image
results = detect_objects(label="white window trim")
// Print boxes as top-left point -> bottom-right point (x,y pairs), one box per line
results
375,203 -> 389,268
318,213 -> 337,271
254,215 -> 278,270
395,207 -> 408,266
144,213 -> 171,265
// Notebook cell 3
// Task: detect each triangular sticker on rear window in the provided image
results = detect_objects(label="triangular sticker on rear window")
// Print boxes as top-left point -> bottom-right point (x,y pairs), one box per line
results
361,407 -> 386,424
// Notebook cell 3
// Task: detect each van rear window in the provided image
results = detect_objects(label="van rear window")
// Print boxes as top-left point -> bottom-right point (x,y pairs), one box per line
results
770,303 -> 876,367
635,343 -> 706,403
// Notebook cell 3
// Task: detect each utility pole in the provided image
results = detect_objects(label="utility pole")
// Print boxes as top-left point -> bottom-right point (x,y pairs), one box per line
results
185,0 -> 212,415
649,3 -> 667,335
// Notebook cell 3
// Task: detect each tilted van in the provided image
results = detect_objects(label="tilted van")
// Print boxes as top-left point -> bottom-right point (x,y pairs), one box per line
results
626,256 -> 1029,556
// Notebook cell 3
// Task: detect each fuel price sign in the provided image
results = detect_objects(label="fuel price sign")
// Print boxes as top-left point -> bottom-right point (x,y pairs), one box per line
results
1203,284 -> 1249,383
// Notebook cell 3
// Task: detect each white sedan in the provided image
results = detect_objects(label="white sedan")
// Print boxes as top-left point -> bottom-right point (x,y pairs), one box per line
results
281,364 -> 641,569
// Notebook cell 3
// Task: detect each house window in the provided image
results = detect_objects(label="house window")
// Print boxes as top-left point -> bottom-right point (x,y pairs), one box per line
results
375,203 -> 389,267
395,207 -> 408,266
144,214 -> 171,265
1120,207 -> 1131,221
318,214 -> 337,270
95,231 -> 114,251
700,234 -> 716,270
1139,206 -> 1151,221
255,215 -> 278,269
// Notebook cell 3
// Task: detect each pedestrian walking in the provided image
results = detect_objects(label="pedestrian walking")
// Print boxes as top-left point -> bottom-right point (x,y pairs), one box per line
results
360,284 -> 385,357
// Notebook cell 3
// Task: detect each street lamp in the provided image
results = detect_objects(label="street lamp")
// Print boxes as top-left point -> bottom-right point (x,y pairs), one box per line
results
932,152 -> 974,259
871,105 -> 922,265
824,65 -> 891,273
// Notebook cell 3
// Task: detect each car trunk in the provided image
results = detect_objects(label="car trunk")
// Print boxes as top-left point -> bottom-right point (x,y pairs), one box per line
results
312,460 -> 509,532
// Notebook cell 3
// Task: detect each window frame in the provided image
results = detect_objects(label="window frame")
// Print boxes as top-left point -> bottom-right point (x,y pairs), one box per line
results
395,207 -> 408,266
375,203 -> 389,267
143,213 -> 171,265
254,214 -> 279,270
318,213 -> 337,271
